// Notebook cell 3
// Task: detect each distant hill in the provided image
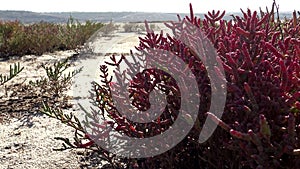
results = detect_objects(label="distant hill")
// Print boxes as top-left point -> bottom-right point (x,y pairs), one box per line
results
45,12 -> 180,23
0,10 -> 66,23
0,10 -> 295,23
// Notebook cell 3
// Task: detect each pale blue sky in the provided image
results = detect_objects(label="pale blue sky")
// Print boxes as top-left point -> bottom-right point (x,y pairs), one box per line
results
0,0 -> 298,13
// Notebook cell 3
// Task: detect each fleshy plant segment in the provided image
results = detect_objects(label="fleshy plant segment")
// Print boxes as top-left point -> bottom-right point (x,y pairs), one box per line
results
43,2 -> 299,169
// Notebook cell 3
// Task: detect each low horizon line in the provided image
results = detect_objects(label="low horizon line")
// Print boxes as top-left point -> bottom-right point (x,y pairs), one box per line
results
0,9 -> 296,14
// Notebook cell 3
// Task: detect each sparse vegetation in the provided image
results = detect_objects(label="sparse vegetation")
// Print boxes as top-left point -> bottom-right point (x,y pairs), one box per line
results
0,57 -> 81,118
0,17 -> 104,58
122,23 -> 159,33
123,23 -> 145,32
29,56 -> 82,100
98,20 -> 120,37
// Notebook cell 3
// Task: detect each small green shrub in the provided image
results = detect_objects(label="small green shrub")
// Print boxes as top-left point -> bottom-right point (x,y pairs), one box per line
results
0,62 -> 23,86
30,56 -> 82,99
0,57 -> 80,117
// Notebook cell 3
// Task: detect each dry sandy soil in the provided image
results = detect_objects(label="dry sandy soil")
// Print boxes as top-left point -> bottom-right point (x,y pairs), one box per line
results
0,23 -> 170,169
0,49 -> 87,169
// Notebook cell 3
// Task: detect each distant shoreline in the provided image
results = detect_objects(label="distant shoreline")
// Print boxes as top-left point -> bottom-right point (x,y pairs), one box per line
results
0,10 -> 296,23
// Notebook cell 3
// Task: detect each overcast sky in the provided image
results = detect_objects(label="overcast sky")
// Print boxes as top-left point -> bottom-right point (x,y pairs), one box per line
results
0,0 -> 298,13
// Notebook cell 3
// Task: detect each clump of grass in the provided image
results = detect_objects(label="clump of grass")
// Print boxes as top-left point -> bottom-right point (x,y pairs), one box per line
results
0,17 -> 104,58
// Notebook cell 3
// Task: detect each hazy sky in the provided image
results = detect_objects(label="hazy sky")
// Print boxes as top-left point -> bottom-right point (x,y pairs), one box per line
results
0,0 -> 298,13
